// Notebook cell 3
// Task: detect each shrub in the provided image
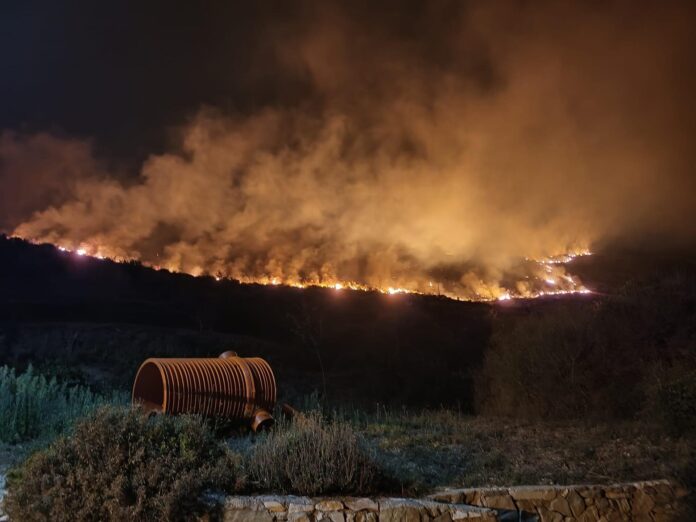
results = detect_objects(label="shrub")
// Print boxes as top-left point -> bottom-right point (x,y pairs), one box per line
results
244,411 -> 385,495
0,365 -> 121,443
478,273 -> 696,419
655,371 -> 696,436
477,305 -> 602,418
5,406 -> 241,522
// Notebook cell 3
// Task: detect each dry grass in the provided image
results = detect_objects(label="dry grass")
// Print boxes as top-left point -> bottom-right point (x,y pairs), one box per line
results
349,408 -> 693,493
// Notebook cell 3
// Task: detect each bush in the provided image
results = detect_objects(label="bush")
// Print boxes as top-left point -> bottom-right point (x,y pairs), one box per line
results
5,406 -> 241,522
244,411 -> 385,495
656,371 -> 696,436
0,365 -> 121,443
478,273 -> 696,420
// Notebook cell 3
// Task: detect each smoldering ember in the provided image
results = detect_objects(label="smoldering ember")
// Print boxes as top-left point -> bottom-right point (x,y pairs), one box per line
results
0,1 -> 694,521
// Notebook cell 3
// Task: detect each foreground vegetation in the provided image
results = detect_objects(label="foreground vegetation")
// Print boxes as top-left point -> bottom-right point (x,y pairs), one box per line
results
0,257 -> 693,518
4,403 -> 693,521
5,406 -> 386,521
5,407 -> 240,521
352,408 -> 694,493
242,411 -> 385,495
0,365 -> 124,445
480,272 -> 696,426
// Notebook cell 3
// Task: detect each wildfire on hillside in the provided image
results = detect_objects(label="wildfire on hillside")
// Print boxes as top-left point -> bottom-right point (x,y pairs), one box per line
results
21,237 -> 592,302
5,3 -> 693,305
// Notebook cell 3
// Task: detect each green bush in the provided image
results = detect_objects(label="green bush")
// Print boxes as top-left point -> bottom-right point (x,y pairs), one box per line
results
0,365 -> 121,443
5,406 -> 241,522
244,411 -> 385,495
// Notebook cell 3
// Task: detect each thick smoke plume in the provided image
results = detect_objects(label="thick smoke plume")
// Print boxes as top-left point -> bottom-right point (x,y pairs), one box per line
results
6,1 -> 696,300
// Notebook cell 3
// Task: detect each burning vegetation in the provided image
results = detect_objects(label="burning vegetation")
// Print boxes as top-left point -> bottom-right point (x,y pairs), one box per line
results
2,2 -> 695,302
20,238 -> 591,301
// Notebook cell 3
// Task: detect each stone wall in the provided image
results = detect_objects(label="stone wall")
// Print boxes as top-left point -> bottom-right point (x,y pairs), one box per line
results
430,480 -> 687,522
220,482 -> 688,521
221,496 -> 498,521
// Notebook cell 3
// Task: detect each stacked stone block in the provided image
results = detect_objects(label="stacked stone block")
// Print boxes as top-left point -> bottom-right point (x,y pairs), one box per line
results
429,480 -> 686,521
222,496 -> 498,521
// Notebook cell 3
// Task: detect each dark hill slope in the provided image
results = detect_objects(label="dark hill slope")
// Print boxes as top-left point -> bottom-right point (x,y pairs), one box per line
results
4,235 -> 691,407
0,236 -> 492,406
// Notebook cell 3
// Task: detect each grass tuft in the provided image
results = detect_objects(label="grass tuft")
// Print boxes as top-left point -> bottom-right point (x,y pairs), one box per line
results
244,411 -> 388,496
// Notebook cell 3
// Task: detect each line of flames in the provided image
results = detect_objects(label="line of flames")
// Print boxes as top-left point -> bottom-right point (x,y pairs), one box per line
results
19,237 -> 592,302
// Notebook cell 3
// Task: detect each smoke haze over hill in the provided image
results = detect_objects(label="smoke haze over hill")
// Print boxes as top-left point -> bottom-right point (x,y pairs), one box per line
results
2,1 -> 695,299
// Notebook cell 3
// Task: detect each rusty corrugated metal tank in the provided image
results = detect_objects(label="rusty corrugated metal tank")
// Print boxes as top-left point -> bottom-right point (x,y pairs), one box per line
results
132,351 -> 276,431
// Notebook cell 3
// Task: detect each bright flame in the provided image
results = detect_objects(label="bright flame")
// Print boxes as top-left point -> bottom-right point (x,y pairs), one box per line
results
15,237 -> 593,303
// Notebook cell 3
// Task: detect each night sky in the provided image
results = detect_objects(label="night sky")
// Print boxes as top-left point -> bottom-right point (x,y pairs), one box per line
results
2,1 -> 695,300
1,2 -> 300,160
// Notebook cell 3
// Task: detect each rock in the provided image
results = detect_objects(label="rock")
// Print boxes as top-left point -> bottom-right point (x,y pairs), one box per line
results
225,497 -> 266,511
223,497 -> 274,522
549,495 -> 572,517
632,488 -> 655,518
449,504 -> 497,520
651,484 -> 674,505
632,515 -> 652,522
595,497 -> 610,513
538,506 -> 564,522
481,493 -> 516,511
419,499 -> 447,517
468,490 -> 482,506
344,497 -> 378,512
316,500 -> 345,512
620,485 -> 637,497
605,511 -> 624,522
509,486 -> 558,501
288,497 -> 315,513
429,490 -> 458,503
317,512 -> 345,522
616,498 -> 631,514
579,487 -> 602,499
577,506 -> 599,522
605,490 -> 629,499
288,514 -> 311,522
263,500 -> 286,513
653,512 -> 675,522
567,490 -> 586,518
379,498 -> 423,522
223,508 -> 274,522
355,512 -> 377,522
514,499 -> 538,513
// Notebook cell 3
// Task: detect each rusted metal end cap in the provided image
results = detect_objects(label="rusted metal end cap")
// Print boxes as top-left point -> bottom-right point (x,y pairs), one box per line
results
251,409 -> 274,432
219,350 -> 239,359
